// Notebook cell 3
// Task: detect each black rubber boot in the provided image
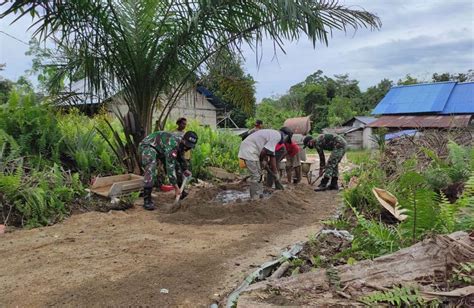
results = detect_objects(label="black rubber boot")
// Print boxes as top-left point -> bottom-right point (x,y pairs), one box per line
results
143,187 -> 156,211
314,176 -> 330,192
328,177 -> 339,190
179,190 -> 188,200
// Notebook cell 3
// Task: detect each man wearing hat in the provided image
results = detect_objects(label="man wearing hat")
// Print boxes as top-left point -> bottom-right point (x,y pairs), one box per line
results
303,133 -> 347,191
139,131 -> 198,210
238,127 -> 293,199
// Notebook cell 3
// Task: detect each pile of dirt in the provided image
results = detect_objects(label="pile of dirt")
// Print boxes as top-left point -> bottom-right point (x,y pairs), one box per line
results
382,129 -> 472,178
155,183 -> 327,226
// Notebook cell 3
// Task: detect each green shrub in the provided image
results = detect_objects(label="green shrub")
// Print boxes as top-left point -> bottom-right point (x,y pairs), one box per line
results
0,89 -> 63,163
58,109 -> 124,181
0,91 -> 122,228
423,142 -> 472,191
0,132 -> 83,227
348,205 -> 402,259
342,159 -> 386,216
340,142 -> 473,260
345,150 -> 371,165
165,120 -> 241,178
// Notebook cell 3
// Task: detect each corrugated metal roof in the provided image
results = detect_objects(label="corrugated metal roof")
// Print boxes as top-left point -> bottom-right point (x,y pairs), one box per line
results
368,115 -> 472,128
341,116 -> 376,127
442,82 -> 474,114
372,82 -> 456,115
354,116 -> 377,124
323,126 -> 361,134
196,86 -> 226,109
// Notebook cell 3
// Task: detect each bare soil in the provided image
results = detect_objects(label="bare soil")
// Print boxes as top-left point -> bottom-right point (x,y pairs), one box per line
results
0,183 -> 339,307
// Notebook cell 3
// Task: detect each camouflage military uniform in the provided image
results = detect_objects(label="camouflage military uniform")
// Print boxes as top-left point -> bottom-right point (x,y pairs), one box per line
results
314,134 -> 347,178
139,131 -> 187,189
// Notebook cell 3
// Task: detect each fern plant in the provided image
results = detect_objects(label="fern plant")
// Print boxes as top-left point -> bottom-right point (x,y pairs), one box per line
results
451,262 -> 474,285
397,171 -> 441,243
452,172 -> 474,230
0,89 -> 63,162
347,205 -> 402,259
360,285 -> 438,307
423,142 -> 472,192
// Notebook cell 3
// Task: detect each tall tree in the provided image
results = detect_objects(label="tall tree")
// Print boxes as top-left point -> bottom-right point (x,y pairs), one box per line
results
432,70 -> 474,82
2,0 -> 380,170
327,96 -> 355,126
360,78 -> 393,114
303,84 -> 329,132
0,64 -> 14,104
397,74 -> 421,86
200,49 -> 256,127
333,74 -> 361,98
2,0 -> 380,135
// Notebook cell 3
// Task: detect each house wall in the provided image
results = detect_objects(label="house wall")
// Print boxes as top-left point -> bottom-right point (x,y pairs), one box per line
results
106,89 -> 218,128
363,127 -> 375,149
167,90 -> 217,128
344,130 -> 363,150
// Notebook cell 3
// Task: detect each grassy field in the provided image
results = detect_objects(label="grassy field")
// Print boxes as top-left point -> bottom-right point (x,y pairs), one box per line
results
346,150 -> 371,165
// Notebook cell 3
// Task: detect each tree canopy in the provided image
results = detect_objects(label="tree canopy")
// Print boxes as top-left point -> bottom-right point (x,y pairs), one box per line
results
200,49 -> 256,128
1,0 -> 381,140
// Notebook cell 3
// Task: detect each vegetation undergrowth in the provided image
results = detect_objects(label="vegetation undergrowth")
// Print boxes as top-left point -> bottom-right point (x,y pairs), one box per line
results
0,89 -> 122,227
165,120 -> 242,179
290,138 -> 473,305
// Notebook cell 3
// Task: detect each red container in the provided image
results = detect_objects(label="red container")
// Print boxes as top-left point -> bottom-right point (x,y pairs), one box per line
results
283,116 -> 311,135
160,185 -> 174,192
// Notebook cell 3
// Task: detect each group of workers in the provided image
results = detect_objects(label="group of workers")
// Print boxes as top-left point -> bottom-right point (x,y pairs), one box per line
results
237,120 -> 347,199
138,118 -> 347,210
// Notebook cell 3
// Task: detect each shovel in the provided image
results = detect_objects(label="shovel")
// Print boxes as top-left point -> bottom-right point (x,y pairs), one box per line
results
264,165 -> 284,190
309,167 -> 326,185
167,175 -> 191,213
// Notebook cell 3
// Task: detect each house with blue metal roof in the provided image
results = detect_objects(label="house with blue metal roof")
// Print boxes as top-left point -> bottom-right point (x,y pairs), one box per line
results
369,81 -> 473,129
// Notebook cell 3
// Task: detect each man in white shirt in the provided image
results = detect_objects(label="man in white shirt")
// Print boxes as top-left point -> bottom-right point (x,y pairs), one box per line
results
238,127 -> 293,199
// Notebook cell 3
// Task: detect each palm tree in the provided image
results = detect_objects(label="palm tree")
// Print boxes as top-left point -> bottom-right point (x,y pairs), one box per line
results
2,0 -> 381,170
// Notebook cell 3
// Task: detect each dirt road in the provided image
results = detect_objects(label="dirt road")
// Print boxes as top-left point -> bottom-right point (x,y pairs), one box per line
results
0,184 -> 338,307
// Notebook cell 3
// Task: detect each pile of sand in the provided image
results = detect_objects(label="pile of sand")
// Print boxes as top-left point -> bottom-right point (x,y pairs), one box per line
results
154,183 -> 326,226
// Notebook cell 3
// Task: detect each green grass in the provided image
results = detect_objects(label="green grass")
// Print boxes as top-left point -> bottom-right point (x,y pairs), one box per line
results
346,150 -> 371,165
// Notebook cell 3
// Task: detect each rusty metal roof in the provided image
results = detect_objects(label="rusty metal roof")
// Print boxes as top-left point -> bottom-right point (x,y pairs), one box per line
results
368,115 -> 473,128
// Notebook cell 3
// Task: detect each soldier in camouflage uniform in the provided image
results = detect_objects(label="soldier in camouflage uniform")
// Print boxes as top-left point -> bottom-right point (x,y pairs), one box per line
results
303,133 -> 347,191
139,131 -> 198,210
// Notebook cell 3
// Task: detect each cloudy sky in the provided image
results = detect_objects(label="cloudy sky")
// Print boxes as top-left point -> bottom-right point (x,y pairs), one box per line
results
1,0 -> 473,101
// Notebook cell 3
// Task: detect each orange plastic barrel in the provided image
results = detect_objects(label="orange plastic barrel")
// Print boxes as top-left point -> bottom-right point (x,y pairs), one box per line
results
160,185 -> 174,192
283,116 -> 311,135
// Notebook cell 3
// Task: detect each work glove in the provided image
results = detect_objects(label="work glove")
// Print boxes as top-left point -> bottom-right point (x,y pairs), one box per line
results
183,170 -> 192,178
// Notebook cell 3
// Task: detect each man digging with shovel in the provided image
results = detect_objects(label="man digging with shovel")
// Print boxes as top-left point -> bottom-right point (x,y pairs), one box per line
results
303,133 -> 347,192
238,127 -> 293,199
139,131 -> 198,211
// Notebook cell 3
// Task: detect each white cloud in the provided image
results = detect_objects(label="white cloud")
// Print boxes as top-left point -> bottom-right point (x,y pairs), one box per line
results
0,14 -> 35,81
1,0 -> 473,101
242,0 -> 474,100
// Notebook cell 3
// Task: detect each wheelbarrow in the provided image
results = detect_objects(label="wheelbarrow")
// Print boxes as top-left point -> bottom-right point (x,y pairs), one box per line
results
90,174 -> 144,199
301,154 -> 320,185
